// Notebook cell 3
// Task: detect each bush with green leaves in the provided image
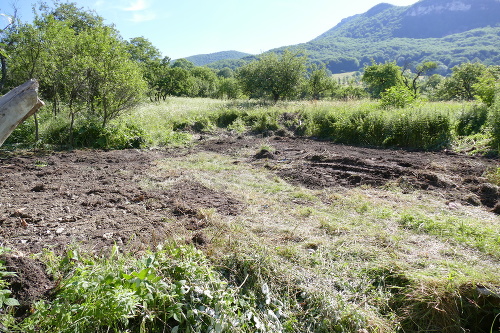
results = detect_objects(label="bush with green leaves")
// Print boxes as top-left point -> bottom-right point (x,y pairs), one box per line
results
488,87 -> 500,151
0,247 -> 20,331
454,104 -> 489,136
298,104 -> 452,150
42,118 -> 149,149
19,245 -> 289,333
379,85 -> 416,109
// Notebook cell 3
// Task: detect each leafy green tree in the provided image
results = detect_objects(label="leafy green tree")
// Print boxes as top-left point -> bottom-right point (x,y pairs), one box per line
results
126,36 -> 162,63
191,66 -> 218,98
0,10 -> 16,92
217,67 -> 234,78
84,26 -> 146,127
473,65 -> 500,106
380,85 -> 415,108
125,36 -> 170,101
435,62 -> 487,101
7,2 -> 146,132
157,67 -> 196,98
308,64 -> 337,100
237,50 -> 307,102
421,74 -> 444,99
215,77 -> 240,99
172,58 -> 195,70
47,1 -> 104,32
333,85 -> 369,101
402,61 -> 438,97
362,61 -> 403,98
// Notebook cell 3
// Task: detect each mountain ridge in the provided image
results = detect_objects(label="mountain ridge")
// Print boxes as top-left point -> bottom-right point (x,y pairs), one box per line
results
198,0 -> 500,73
183,50 -> 252,67
314,0 -> 500,40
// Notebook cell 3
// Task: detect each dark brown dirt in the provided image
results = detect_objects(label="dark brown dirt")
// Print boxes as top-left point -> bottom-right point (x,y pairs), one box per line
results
202,136 -> 500,208
0,254 -> 53,317
1,135 -> 499,312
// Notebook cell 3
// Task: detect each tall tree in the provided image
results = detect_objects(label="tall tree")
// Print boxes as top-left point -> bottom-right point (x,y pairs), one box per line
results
7,2 -> 146,129
435,62 -> 487,101
0,8 -> 17,92
362,61 -> 403,98
402,61 -> 438,97
308,64 -> 336,100
237,50 -> 307,102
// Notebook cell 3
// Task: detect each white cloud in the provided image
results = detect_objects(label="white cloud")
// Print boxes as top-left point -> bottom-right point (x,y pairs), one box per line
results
130,11 -> 157,22
124,0 -> 149,11
0,13 -> 13,25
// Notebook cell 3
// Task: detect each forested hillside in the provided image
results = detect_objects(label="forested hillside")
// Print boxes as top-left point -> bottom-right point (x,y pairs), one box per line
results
184,50 -> 252,66
208,0 -> 500,73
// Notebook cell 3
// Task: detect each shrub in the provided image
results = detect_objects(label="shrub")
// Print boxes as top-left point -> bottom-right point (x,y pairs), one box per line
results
384,110 -> 452,150
488,88 -> 500,151
19,245 -> 289,333
44,119 -> 148,149
379,85 -> 416,109
215,108 -> 242,128
0,247 -> 20,331
298,104 -> 451,150
454,104 -> 489,136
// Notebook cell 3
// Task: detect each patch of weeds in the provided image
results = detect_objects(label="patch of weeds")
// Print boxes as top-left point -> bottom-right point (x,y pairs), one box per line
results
319,217 -> 350,236
259,144 -> 276,153
0,247 -> 20,331
33,160 -> 48,167
227,117 -> 247,133
275,246 -> 300,261
295,207 -> 315,218
289,190 -> 318,202
485,166 -> 500,186
397,282 -> 500,333
453,132 -> 494,156
454,104 -> 489,136
19,244 -> 291,333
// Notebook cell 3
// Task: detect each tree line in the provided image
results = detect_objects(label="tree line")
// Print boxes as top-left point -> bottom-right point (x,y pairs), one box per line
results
1,2 -> 499,138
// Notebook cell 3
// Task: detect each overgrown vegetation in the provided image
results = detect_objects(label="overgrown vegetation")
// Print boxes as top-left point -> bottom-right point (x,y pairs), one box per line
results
6,97 -> 496,154
1,3 -> 499,150
2,2 -> 500,332
0,247 -> 19,330
17,245 -> 291,333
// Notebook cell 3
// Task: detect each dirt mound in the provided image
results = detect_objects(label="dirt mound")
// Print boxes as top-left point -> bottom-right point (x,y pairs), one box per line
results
165,181 -> 244,231
0,148 -> 246,255
1,254 -> 54,317
166,181 -> 244,217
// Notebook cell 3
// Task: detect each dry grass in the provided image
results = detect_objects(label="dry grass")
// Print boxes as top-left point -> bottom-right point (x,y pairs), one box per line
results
149,146 -> 500,332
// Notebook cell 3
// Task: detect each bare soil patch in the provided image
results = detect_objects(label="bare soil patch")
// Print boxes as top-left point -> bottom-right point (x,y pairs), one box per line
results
223,136 -> 499,208
1,135 -> 499,312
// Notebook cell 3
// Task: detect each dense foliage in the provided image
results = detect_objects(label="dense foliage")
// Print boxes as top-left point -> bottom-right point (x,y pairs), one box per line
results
5,3 -> 146,131
1,1 -> 499,150
185,51 -> 252,67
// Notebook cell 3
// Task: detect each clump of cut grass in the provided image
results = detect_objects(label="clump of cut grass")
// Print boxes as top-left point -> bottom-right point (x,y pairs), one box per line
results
398,210 -> 500,258
485,166 -> 500,186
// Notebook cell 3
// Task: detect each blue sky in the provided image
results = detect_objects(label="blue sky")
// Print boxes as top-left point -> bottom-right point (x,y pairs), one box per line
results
3,0 -> 419,59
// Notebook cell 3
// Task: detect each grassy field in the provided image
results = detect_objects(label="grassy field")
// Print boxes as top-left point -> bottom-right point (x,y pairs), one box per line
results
2,97 -> 500,332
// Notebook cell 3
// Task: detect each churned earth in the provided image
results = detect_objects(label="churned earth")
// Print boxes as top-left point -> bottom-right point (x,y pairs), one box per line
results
1,134 -> 499,313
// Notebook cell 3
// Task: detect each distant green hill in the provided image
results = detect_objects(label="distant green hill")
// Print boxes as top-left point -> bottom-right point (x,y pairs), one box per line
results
208,0 -> 500,74
184,51 -> 252,66
315,0 -> 500,40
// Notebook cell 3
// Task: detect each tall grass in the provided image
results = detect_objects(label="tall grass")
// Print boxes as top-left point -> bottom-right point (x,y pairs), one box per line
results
298,103 -> 454,149
4,97 -> 493,152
